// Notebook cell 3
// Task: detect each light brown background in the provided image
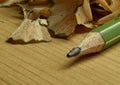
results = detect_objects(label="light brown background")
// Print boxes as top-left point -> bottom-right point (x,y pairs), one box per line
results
0,7 -> 120,85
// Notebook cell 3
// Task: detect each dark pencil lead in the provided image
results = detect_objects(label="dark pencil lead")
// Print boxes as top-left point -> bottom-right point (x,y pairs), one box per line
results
67,47 -> 81,58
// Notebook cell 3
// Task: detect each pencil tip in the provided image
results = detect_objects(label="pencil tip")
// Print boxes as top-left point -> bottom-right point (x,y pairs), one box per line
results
67,47 -> 81,58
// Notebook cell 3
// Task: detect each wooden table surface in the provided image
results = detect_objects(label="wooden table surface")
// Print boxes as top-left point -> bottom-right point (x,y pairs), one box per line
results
0,7 -> 120,85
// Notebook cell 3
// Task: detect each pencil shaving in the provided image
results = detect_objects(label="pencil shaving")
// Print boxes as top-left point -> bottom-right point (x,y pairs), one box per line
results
94,0 -> 120,26
48,0 -> 82,37
75,0 -> 93,28
110,0 -> 120,12
0,0 -> 25,7
95,10 -> 120,26
8,18 -> 51,43
28,0 -> 51,6
4,0 -> 52,44
19,4 -> 50,19
96,0 -> 112,12
75,0 -> 120,29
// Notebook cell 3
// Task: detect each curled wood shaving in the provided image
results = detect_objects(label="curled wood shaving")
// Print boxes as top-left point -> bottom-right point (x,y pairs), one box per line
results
8,18 -> 51,43
76,0 -> 120,29
96,0 -> 112,12
6,1 -> 52,43
28,0 -> 51,6
110,0 -> 120,12
21,5 -> 50,19
48,0 -> 83,37
75,0 -> 93,28
95,9 -> 120,26
49,14 -> 77,37
0,0 -> 25,7
93,0 -> 120,12
95,0 -> 120,25
83,0 -> 93,21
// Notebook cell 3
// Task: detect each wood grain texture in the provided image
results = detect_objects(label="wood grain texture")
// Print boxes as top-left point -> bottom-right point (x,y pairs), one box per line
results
0,6 -> 120,85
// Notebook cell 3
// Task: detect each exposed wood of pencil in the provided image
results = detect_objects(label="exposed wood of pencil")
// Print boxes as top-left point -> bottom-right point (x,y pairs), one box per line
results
78,32 -> 105,56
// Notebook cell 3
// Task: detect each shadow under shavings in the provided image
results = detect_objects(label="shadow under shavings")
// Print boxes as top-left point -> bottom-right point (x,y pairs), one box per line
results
66,25 -> 91,40
49,25 -> 92,40
74,25 -> 91,34
48,29 -> 69,39
62,53 -> 99,69
91,3 -> 111,22
6,38 -> 51,45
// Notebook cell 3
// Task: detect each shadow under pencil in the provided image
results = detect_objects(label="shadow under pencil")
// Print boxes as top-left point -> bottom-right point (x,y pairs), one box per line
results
62,53 -> 99,69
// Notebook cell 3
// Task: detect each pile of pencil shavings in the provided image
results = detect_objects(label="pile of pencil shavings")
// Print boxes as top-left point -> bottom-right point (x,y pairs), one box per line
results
0,0 -> 120,44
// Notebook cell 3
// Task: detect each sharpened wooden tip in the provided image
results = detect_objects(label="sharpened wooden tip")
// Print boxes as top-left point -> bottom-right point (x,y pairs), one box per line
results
67,47 -> 81,58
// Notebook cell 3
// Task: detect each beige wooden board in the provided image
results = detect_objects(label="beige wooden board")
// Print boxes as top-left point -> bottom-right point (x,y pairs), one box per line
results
0,7 -> 120,85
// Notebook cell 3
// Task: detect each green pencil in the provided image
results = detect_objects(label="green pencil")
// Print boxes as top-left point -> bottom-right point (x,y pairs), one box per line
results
67,16 -> 120,57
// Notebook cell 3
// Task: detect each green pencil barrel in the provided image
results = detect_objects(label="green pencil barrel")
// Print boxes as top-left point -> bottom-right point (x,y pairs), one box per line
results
92,17 -> 120,50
